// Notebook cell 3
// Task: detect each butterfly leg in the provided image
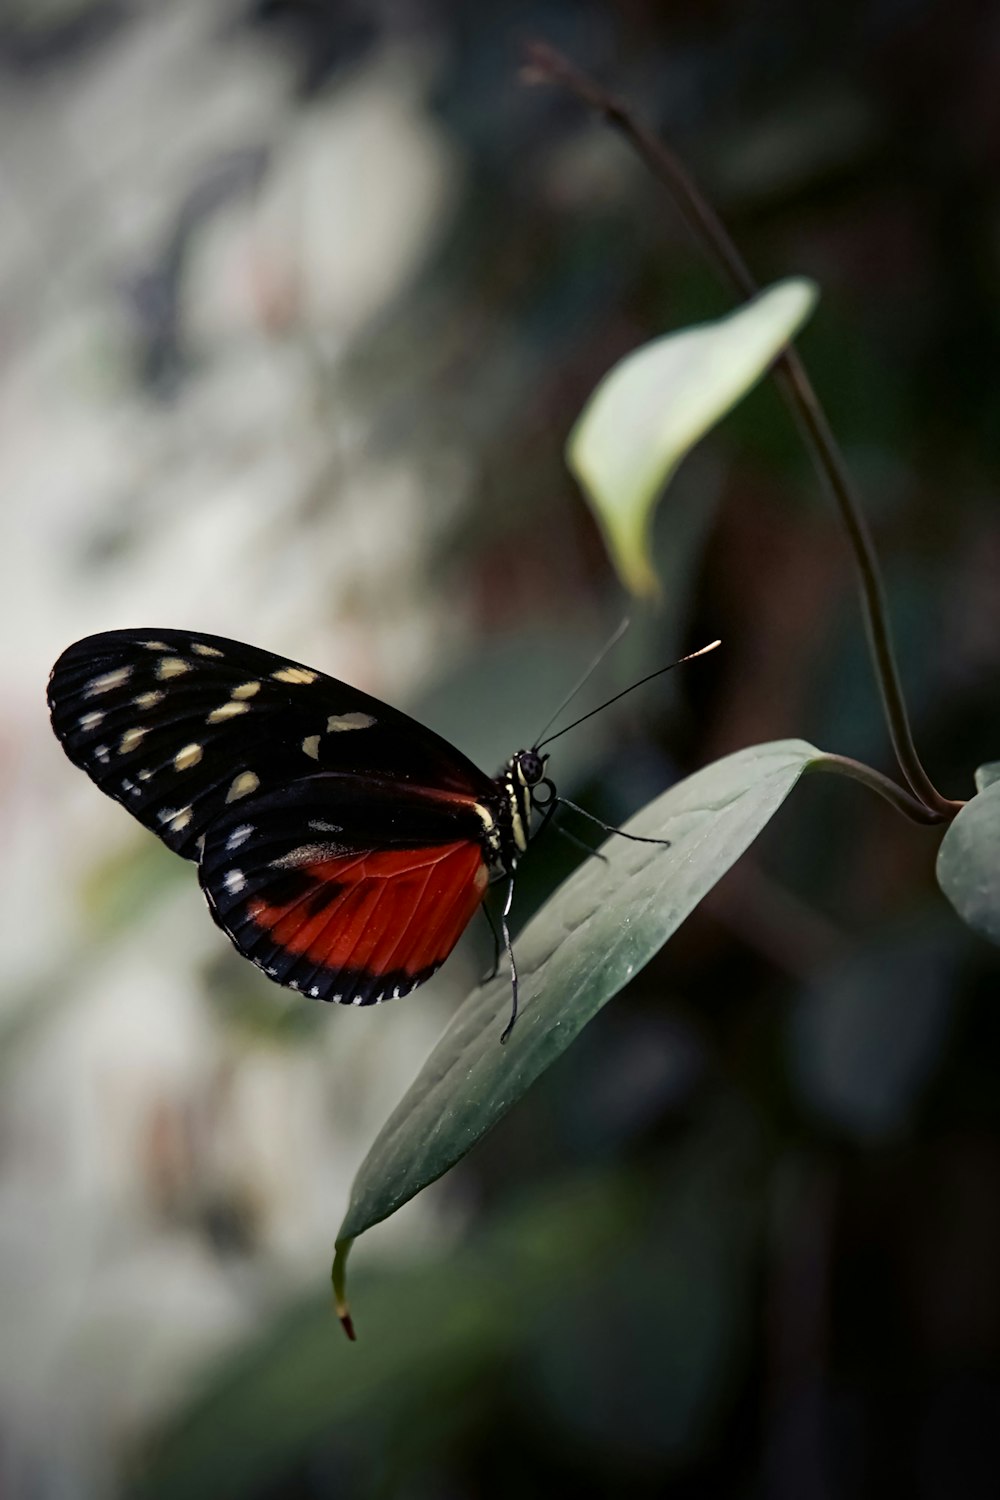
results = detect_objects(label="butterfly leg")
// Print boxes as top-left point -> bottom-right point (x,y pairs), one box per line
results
499,874 -> 519,1044
555,796 -> 671,850
480,899 -> 502,982
551,821 -> 609,863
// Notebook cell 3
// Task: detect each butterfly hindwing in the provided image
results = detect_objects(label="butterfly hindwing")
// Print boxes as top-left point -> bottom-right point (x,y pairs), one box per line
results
198,776 -> 493,1004
48,629 -> 493,860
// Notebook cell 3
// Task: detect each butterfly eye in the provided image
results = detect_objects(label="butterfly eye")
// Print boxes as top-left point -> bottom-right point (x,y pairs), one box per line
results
517,750 -> 545,785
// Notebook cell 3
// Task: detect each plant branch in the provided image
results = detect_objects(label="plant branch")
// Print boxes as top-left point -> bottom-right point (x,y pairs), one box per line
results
523,41 -> 962,820
808,753 -> 948,825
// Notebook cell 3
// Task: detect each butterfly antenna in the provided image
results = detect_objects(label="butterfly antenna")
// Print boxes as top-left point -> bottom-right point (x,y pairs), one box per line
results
535,639 -> 721,750
532,617 -> 631,749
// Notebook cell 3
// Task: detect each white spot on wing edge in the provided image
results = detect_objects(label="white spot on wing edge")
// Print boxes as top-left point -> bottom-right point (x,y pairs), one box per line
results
191,642 -> 224,657
226,824 -> 254,850
79,710 -> 104,730
273,665 -> 317,685
158,806 -> 193,832
86,666 -> 132,697
309,986 -> 320,998
326,711 -> 376,732
226,770 -> 260,803
224,870 -> 246,894
95,745 -> 110,763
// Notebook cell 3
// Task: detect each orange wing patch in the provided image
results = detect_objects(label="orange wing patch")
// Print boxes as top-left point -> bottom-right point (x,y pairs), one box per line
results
244,841 -> 489,1000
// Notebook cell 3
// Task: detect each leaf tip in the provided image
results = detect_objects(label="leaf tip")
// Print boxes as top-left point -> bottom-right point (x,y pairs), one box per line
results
332,1236 -> 356,1342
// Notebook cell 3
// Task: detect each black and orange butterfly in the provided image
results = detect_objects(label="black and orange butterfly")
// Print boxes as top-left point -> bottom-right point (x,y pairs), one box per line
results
48,630 -> 716,1039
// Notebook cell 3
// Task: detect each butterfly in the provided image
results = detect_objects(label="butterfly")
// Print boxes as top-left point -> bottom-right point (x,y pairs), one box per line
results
48,629 -> 573,1040
48,629 -> 716,1039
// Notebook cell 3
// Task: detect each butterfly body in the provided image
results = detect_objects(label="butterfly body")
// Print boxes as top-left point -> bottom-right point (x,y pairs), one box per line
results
48,630 -> 548,1012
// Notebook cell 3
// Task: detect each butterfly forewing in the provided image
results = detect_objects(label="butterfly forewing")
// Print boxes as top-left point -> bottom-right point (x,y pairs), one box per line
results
198,776 -> 492,1004
48,629 -> 493,860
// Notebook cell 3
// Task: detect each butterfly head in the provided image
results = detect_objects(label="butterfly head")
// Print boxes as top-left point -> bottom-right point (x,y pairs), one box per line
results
514,748 -> 547,789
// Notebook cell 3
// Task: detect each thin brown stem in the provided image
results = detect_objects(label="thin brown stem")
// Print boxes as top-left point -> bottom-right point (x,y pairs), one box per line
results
807,753 -> 948,825
523,41 -> 963,820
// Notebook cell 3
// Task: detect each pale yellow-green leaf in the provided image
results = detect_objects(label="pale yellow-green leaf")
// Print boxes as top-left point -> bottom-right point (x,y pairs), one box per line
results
566,277 -> 819,597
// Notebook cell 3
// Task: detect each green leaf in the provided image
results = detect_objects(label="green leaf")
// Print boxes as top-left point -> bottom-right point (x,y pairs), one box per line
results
566,278 -> 818,598
936,766 -> 1000,945
334,739 -> 821,1324
974,761 -> 1000,793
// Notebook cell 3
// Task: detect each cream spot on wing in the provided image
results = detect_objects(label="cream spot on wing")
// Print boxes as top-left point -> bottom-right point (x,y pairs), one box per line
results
302,734 -> 321,760
326,711 -> 376,732
224,869 -> 246,894
156,657 -> 189,680
226,824 -> 253,850
86,666 -> 132,696
191,642 -> 223,657
174,742 -> 203,771
169,807 -> 193,832
207,700 -> 249,724
119,727 -> 146,753
79,710 -> 104,730
135,690 -> 165,710
226,770 -> 259,803
231,681 -> 260,700
138,768 -> 153,782
273,666 -> 317,685
271,843 -> 338,868
140,640 -> 170,650
195,834 -> 206,856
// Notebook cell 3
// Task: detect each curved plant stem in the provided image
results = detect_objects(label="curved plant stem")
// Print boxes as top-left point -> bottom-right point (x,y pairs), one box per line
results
523,42 -> 963,820
807,754 -> 948,825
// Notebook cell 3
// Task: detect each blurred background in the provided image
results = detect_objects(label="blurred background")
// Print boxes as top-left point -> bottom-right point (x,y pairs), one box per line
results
2,1 -> 1000,1496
